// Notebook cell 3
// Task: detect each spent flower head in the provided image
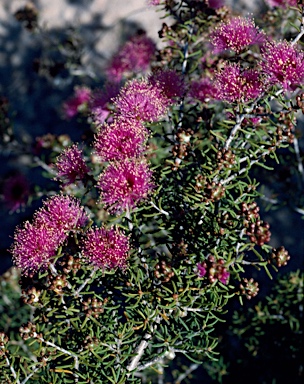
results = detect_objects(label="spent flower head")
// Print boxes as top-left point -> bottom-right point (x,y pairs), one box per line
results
98,158 -> 154,214
188,77 -> 218,103
55,144 -> 89,186
82,227 -> 130,269
148,69 -> 185,102
2,173 -> 30,212
261,40 -> 304,90
94,118 -> 149,162
210,17 -> 265,54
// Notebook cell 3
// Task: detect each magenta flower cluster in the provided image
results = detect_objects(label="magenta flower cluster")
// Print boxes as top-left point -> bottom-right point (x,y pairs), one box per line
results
10,195 -> 89,275
95,70 -> 184,214
81,227 -> 130,269
98,159 -> 154,214
94,119 -> 148,162
55,144 -> 89,186
198,14 -> 304,105
215,63 -> 265,103
261,40 -> 304,90
210,17 -> 265,54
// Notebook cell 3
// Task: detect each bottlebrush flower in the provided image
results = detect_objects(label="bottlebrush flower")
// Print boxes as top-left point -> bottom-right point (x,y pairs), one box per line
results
93,118 -> 148,162
106,33 -> 156,82
2,173 -> 30,212
148,69 -> 185,102
210,17 -> 265,54
55,144 -> 89,186
82,227 -> 130,269
98,158 -> 154,213
188,77 -> 218,102
261,40 -> 304,90
34,195 -> 89,242
63,86 -> 91,119
215,63 -> 265,103
265,0 -> 297,8
10,222 -> 59,275
114,78 -> 169,122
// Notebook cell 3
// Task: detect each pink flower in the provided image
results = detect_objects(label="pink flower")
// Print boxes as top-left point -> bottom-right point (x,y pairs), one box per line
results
82,227 -> 130,269
98,158 -> 154,213
261,40 -> 304,90
215,63 -> 265,103
2,173 -> 30,212
55,144 -> 89,186
10,222 -> 59,275
148,69 -> 185,102
265,0 -> 297,8
63,86 -> 91,119
94,118 -> 148,162
218,270 -> 230,285
34,195 -> 89,243
114,78 -> 169,122
210,17 -> 265,54
106,33 -> 156,82
188,77 -> 218,102
197,262 -> 207,277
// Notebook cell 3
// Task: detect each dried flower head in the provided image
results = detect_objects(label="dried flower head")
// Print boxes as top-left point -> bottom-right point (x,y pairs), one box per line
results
98,158 -> 154,213
261,40 -> 304,90
106,33 -> 156,82
34,195 -> 89,242
210,17 -> 265,54
148,69 -> 185,102
55,144 -> 89,186
82,227 -> 130,269
114,78 -> 169,122
188,77 -> 218,102
94,118 -> 148,162
2,173 -> 30,212
10,222 -> 59,275
215,63 -> 265,103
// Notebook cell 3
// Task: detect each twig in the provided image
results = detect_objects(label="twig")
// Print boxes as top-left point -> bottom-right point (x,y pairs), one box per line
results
224,114 -> 245,151
136,350 -> 168,372
21,366 -> 40,384
175,363 -> 200,384
36,335 -> 79,370
5,355 -> 20,384
291,5 -> 304,46
293,135 -> 304,184
74,268 -> 97,297
33,156 -> 57,175
150,201 -> 169,216
127,316 -> 161,373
